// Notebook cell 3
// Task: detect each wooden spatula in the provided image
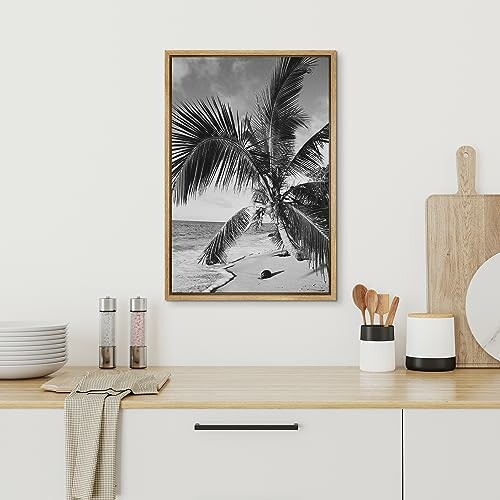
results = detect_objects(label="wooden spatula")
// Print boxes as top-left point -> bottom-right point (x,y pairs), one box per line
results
352,284 -> 368,325
376,294 -> 390,325
385,296 -> 400,326
365,289 -> 379,325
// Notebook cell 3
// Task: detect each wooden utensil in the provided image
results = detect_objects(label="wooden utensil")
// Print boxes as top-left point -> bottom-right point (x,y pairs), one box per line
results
427,146 -> 500,367
385,296 -> 400,326
352,284 -> 368,325
365,289 -> 379,325
375,294 -> 390,325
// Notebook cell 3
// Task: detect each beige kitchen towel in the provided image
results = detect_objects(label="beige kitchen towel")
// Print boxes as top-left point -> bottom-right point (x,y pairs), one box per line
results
64,371 -> 159,500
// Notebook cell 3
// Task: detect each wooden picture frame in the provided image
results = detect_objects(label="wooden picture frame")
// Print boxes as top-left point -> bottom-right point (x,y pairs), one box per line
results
165,50 -> 336,300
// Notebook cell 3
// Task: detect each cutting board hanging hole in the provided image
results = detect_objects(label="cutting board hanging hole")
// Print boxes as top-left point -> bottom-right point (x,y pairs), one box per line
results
456,145 -> 477,195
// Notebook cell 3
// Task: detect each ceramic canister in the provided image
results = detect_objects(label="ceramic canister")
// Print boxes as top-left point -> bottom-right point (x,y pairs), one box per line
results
406,313 -> 456,371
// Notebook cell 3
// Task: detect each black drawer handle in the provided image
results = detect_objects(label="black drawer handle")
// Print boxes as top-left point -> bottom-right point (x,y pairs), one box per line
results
194,423 -> 299,431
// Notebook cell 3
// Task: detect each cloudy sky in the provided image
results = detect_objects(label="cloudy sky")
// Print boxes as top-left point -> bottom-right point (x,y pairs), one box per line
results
171,55 -> 329,222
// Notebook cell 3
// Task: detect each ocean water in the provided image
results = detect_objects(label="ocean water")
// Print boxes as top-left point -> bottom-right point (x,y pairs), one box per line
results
171,220 -> 276,293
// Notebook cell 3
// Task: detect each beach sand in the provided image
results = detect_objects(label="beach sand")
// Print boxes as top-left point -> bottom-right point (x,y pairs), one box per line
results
212,251 -> 329,293
173,220 -> 328,293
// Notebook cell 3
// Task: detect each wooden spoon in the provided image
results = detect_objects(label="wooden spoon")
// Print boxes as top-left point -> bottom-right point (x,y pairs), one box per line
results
376,294 -> 390,325
385,296 -> 400,326
352,284 -> 368,325
365,289 -> 379,325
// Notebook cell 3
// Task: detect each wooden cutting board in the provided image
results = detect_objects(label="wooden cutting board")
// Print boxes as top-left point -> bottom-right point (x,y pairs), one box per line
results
427,145 -> 500,367
41,367 -> 171,393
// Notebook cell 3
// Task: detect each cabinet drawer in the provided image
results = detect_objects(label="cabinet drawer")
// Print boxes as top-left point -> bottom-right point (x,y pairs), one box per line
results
119,409 -> 401,500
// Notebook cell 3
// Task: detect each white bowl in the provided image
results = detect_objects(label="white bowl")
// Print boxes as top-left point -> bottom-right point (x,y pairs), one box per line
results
0,321 -> 69,333
0,360 -> 66,379
0,356 -> 66,366
0,356 -> 66,363
0,342 -> 67,354
0,347 -> 66,356
0,328 -> 67,338
0,333 -> 67,342
0,338 -> 67,347
0,351 -> 66,361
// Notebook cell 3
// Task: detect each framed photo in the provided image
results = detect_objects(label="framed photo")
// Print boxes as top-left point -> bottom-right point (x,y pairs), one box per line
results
165,50 -> 336,300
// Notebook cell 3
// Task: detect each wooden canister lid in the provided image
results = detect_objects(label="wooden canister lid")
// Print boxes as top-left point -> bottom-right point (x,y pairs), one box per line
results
408,313 -> 454,319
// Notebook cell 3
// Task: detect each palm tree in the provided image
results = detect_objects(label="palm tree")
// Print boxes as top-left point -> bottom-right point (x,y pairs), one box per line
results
171,56 -> 329,274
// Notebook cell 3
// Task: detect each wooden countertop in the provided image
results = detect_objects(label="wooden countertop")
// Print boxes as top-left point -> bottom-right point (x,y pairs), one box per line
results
2,366 -> 500,409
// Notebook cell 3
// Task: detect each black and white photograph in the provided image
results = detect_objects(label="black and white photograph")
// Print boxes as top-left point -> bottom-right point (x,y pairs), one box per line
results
165,51 -> 336,300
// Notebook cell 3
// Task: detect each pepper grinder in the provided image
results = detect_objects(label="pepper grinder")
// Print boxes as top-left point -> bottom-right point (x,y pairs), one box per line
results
130,296 -> 147,369
99,296 -> 116,369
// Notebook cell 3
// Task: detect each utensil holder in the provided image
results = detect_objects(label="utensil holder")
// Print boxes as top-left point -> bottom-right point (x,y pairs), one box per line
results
360,325 -> 395,372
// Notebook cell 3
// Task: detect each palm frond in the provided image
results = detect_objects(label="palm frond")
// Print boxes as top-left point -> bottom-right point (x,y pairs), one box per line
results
284,181 -> 329,206
252,57 -> 317,157
249,206 -> 266,231
310,163 -> 329,182
287,123 -> 329,177
278,202 -> 329,272
198,206 -> 255,265
171,97 -> 269,204
251,183 -> 270,205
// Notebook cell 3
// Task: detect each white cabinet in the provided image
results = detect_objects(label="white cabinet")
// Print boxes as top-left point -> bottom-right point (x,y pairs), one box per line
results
0,409 -> 402,500
119,409 -> 402,500
404,410 -> 500,500
0,409 -> 65,498
13,407 -> 500,499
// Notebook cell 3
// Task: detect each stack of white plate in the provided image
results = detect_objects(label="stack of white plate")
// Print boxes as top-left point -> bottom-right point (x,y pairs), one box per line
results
0,321 -> 68,379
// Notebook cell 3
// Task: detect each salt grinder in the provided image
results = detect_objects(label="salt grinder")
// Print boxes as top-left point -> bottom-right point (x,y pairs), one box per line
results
99,296 -> 116,369
130,296 -> 147,369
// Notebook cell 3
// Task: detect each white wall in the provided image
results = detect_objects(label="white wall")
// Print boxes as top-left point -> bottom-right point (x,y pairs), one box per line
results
1,0 -> 500,366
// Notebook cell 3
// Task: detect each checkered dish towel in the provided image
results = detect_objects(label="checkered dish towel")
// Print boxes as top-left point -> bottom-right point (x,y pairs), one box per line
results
64,371 -> 159,500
